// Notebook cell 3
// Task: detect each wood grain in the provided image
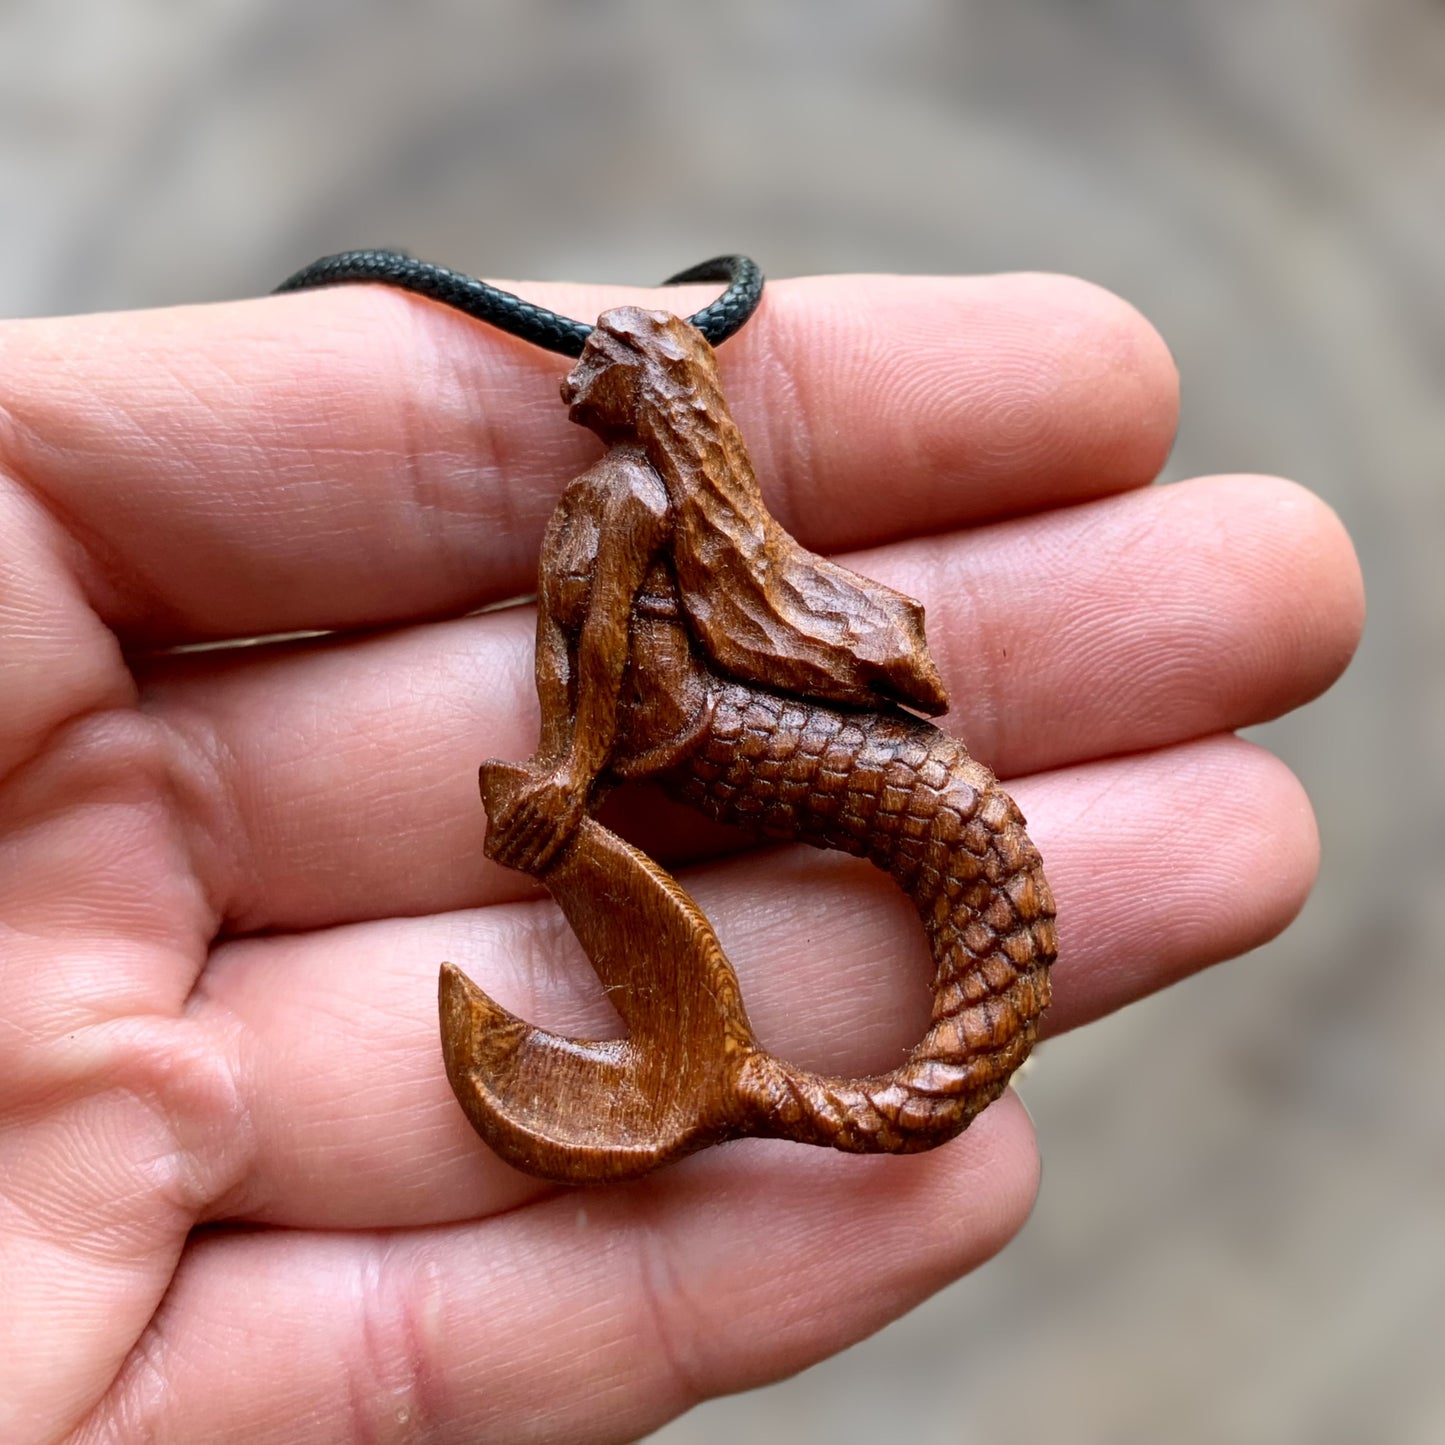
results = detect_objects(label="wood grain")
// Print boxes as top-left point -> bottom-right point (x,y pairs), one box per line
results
441,307 -> 1055,1182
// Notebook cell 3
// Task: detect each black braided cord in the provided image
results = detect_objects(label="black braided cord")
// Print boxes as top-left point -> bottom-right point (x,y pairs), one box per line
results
273,250 -> 764,357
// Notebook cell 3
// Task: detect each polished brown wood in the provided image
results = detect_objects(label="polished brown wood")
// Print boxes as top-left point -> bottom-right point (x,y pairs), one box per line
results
441,306 -> 1057,1183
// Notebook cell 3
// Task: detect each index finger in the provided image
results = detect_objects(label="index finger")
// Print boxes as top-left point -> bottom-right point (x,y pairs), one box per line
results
0,272 -> 1176,646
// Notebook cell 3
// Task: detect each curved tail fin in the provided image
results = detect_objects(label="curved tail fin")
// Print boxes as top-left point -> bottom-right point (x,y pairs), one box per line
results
440,762 -> 759,1183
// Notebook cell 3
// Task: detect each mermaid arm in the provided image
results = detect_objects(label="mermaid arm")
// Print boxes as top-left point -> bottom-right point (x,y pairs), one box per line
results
531,501 -> 575,765
484,453 -> 670,874
549,457 -> 671,791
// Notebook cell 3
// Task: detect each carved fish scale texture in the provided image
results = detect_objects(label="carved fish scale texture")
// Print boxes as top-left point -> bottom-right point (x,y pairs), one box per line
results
663,682 -> 1057,1152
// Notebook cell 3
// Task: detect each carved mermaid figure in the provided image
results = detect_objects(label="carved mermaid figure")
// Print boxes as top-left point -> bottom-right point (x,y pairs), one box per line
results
439,306 -> 1057,1183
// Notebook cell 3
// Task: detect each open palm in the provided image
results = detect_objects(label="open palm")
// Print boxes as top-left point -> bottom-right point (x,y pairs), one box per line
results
0,273 -> 1361,1442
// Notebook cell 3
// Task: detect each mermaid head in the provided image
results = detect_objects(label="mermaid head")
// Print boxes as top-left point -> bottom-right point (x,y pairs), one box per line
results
562,308 -> 949,717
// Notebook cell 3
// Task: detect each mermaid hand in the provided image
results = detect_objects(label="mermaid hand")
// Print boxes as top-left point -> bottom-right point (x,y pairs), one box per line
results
480,760 -> 589,876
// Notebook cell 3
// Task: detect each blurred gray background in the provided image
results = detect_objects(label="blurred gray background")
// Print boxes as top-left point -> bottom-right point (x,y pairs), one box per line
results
3,1 -> 1439,1440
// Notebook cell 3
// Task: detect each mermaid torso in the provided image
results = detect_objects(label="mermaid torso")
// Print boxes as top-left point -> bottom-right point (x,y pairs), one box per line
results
544,460 -> 717,781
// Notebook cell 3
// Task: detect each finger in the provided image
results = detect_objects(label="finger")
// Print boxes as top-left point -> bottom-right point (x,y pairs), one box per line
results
141,474 -> 1361,935
0,1016 -> 251,1444
192,735 -> 1315,1230
77,1099 -> 1037,1445
487,807 -> 552,876
0,473 -> 132,780
0,367 -> 216,1035
0,272 -> 1177,645
511,809 -> 563,877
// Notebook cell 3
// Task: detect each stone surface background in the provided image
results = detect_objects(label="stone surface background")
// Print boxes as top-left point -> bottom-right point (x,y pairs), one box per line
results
2,3 -> 1440,1440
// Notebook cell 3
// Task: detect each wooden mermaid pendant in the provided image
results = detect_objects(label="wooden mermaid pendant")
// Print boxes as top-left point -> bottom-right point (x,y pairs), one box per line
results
439,306 -> 1057,1183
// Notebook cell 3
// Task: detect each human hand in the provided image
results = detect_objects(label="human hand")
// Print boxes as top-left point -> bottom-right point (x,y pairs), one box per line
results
0,272 -> 1361,1442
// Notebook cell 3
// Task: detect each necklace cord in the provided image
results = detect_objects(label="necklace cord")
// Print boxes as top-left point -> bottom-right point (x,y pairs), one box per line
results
272,250 -> 764,357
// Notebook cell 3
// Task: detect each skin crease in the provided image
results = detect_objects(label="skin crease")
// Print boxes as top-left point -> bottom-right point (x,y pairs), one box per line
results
0,273 -> 1363,1444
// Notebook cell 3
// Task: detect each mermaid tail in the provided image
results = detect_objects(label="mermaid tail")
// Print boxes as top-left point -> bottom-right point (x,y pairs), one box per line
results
451,684 -> 1055,1180
444,763 -> 759,1182
661,681 -> 1057,1152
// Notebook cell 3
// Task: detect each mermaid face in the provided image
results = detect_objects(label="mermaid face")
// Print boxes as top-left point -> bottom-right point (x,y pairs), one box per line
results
561,345 -> 643,442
